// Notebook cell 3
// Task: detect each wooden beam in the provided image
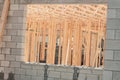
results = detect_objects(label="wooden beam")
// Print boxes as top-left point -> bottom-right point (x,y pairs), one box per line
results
0,0 -> 10,44
47,18 -> 56,64
61,20 -> 69,65
72,21 -> 82,66
85,21 -> 91,66
40,21 -> 46,61
66,22 -> 73,65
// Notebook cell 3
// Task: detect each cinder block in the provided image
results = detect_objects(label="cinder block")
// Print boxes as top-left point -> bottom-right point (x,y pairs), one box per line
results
15,56 -> 24,61
80,69 -> 91,74
17,43 -> 24,48
106,40 -> 120,50
1,61 -> 9,67
0,42 -> 5,48
4,67 -> 14,73
31,76 -> 43,80
47,66 -> 55,71
48,71 -> 60,78
15,68 -> 25,75
10,0 -> 15,4
48,78 -> 55,80
61,72 -> 73,79
106,30 -> 115,39
87,74 -> 97,80
2,36 -> 11,41
0,54 -> 5,60
104,60 -> 120,71
114,51 -> 120,60
37,69 -> 44,76
2,48 -> 10,54
13,24 -> 25,30
6,55 -> 16,61
116,9 -> 120,18
107,19 -> 120,29
103,71 -> 112,80
115,30 -> 120,39
11,48 -> 23,55
7,17 -> 19,24
14,74 -> 20,80
10,5 -> 19,10
104,50 -> 113,60
92,69 -> 103,75
12,36 -> 25,43
13,11 -> 24,17
18,17 -> 24,23
107,9 -> 116,18
113,72 -> 120,80
65,67 -> 74,73
32,65 -> 44,70
78,74 -> 86,80
19,5 -> 25,10
10,61 -> 20,68
8,11 -> 14,16
6,42 -> 17,48
20,75 -> 32,80
108,0 -> 120,8
0,67 -> 4,72
21,63 -> 32,69
17,30 -> 25,36
54,67 -> 66,72
26,69 -> 37,76
6,29 -> 17,36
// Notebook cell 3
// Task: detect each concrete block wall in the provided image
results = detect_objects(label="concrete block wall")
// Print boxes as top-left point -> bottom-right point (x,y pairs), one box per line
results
104,0 -> 120,80
1,0 -> 120,80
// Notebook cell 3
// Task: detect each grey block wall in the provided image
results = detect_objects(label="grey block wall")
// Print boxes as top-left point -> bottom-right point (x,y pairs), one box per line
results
104,0 -> 120,80
0,0 -> 120,80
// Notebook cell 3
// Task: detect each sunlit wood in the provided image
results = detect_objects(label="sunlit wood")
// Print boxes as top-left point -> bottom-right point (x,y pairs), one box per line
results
25,4 -> 106,67
0,0 -> 10,44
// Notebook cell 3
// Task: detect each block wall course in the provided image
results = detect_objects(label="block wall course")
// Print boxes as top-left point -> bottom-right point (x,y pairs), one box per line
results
10,61 -> 21,68
6,55 -> 16,61
113,71 -> 120,80
115,30 -> 120,39
0,54 -> 5,60
104,50 -> 113,60
106,30 -> 115,39
104,0 -> 120,80
104,60 -> 120,71
1,61 -> 9,67
114,51 -> 120,60
103,71 -> 112,80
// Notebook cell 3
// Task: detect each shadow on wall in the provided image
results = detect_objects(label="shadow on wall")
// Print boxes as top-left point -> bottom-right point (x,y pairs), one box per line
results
0,72 -> 15,80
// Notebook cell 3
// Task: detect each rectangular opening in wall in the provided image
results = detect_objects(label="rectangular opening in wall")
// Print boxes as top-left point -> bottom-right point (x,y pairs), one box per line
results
25,4 -> 107,68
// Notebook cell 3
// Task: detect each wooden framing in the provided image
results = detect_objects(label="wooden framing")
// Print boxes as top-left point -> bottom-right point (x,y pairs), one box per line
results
0,0 -> 10,44
25,4 -> 106,67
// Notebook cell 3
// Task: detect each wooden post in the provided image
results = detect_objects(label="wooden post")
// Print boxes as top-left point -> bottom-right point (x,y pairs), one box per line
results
47,18 -> 56,64
67,22 -> 73,65
61,20 -> 69,65
40,21 -> 46,61
58,23 -> 63,64
85,21 -> 91,66
72,21 -> 82,66
0,0 -> 10,44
